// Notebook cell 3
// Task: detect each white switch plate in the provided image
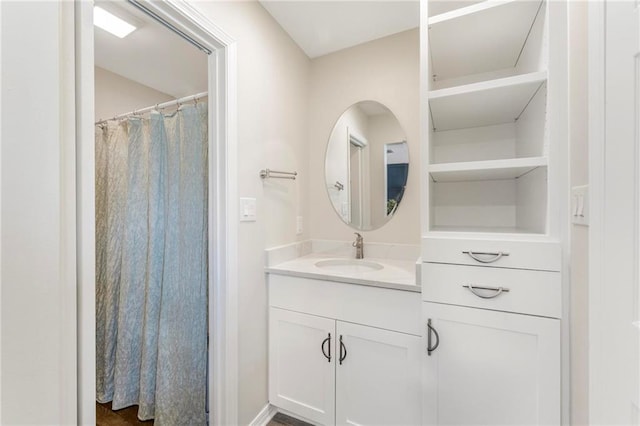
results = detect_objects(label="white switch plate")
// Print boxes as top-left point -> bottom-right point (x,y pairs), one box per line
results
296,216 -> 303,235
239,197 -> 256,222
571,185 -> 589,226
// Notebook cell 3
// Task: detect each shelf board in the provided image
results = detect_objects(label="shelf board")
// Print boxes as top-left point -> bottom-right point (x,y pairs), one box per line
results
427,1 -> 484,18
428,71 -> 547,131
427,226 -> 546,236
428,156 -> 547,182
429,0 -> 544,81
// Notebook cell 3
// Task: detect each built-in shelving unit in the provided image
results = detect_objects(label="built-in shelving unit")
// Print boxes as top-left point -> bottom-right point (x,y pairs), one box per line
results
425,0 -> 550,235
421,1 -> 568,423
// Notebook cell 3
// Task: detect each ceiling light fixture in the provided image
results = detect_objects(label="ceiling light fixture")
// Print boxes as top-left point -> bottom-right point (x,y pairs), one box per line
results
94,6 -> 137,38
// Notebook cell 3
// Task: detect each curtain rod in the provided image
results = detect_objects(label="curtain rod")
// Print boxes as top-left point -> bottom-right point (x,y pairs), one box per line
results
95,91 -> 208,125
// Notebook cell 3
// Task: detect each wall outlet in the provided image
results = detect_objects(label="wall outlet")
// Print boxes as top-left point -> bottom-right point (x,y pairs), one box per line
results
239,197 -> 256,222
571,185 -> 589,226
296,216 -> 304,235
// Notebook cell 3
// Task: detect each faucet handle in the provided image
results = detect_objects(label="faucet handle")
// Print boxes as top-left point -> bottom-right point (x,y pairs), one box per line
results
353,232 -> 362,247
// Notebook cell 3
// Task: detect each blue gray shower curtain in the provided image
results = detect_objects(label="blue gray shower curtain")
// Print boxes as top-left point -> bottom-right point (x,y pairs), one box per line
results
95,104 -> 208,425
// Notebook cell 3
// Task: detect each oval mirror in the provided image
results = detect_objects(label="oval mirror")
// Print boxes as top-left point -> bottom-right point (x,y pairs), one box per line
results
325,101 -> 409,231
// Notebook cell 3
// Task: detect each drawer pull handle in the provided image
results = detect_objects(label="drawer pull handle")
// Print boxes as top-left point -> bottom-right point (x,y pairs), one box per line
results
463,251 -> 509,263
321,333 -> 331,362
427,319 -> 439,356
463,284 -> 510,299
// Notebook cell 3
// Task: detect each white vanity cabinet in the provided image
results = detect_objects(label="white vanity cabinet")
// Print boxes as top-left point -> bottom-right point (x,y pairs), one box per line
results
268,274 -> 422,426
422,303 -> 560,426
335,321 -> 421,426
269,308 -> 336,425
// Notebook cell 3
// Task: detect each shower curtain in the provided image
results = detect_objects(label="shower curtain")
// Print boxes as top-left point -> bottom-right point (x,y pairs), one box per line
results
95,103 -> 208,425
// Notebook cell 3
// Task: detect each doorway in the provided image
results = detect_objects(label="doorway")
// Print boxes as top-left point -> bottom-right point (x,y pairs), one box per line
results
75,1 -> 238,424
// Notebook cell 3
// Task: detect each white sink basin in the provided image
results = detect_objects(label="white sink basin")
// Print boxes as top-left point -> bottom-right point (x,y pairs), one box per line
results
315,259 -> 384,273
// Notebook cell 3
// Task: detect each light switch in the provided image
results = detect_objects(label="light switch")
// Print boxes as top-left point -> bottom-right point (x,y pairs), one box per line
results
296,216 -> 303,235
240,197 -> 256,222
571,185 -> 589,226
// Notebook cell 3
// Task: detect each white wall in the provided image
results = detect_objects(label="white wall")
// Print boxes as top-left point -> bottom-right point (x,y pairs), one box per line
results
187,2 -> 311,423
569,1 -> 589,424
94,66 -> 174,121
309,29 -> 420,243
0,2 -> 77,424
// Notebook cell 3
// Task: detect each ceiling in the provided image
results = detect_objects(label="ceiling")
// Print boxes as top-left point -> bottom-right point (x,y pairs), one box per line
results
96,1 -> 420,93
94,1 -> 207,99
259,1 -> 419,58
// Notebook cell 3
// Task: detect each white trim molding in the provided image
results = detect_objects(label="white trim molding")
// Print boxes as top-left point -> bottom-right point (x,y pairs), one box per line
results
249,404 -> 278,426
75,2 -> 96,424
75,1 -> 239,424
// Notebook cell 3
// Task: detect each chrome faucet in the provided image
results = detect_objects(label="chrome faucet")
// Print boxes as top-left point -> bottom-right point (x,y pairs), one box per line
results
353,233 -> 364,259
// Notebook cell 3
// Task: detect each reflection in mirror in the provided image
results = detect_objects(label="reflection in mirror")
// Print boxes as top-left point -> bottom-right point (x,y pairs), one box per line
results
325,101 -> 408,231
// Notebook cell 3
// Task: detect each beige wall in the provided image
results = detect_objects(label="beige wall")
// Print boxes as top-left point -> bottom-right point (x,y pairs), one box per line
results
309,29 -> 420,243
569,1 -> 589,424
94,66 -> 174,121
188,2 -> 311,423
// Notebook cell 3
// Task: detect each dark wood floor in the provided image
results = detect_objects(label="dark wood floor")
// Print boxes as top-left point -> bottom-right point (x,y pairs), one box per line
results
267,412 -> 313,426
96,402 -> 153,426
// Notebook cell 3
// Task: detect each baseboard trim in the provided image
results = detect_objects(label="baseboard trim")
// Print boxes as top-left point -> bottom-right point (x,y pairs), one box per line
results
249,403 -> 278,426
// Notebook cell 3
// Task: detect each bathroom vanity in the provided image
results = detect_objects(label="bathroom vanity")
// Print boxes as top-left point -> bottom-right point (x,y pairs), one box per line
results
263,0 -> 568,424
265,242 -> 422,426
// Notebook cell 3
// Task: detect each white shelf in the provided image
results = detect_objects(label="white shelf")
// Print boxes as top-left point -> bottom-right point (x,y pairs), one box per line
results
427,1 -> 484,18
428,226 -> 546,236
429,71 -> 547,131
428,156 -> 546,182
429,0 -> 544,81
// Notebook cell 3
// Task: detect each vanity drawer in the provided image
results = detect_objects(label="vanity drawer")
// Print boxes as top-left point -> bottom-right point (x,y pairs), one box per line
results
422,237 -> 561,271
422,263 -> 561,318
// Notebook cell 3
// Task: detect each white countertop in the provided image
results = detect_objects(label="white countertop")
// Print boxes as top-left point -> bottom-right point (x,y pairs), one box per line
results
265,252 -> 420,293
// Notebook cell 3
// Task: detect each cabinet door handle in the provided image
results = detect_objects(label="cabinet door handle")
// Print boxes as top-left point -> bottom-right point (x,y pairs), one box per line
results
463,284 -> 510,299
339,335 -> 347,365
321,333 -> 331,362
463,250 -> 509,263
427,319 -> 439,356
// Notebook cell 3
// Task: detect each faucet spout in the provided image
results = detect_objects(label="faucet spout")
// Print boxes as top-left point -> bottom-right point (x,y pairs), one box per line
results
352,233 -> 364,259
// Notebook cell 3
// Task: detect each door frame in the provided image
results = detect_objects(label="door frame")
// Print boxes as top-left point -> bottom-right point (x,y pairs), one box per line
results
74,1 -> 239,424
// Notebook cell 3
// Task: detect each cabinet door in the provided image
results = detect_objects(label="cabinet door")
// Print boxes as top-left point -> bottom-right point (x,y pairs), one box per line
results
335,321 -> 421,426
423,302 -> 560,426
269,308 -> 336,425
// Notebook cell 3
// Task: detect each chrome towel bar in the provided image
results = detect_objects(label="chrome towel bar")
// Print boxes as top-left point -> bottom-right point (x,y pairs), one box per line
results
260,169 -> 297,180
